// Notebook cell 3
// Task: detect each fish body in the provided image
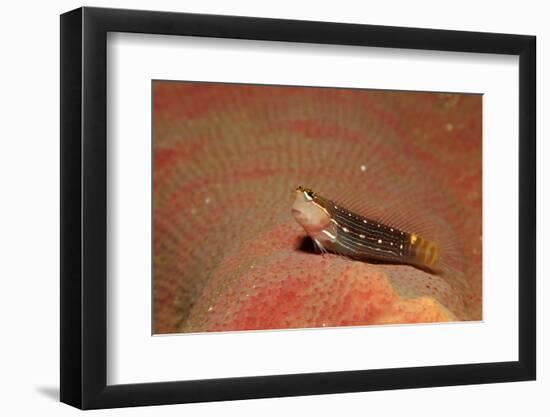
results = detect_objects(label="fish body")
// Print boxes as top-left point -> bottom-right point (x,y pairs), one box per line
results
291,186 -> 440,270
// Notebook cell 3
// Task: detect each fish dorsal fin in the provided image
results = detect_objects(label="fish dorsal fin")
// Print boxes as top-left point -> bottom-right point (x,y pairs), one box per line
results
323,187 -> 435,236
318,186 -> 463,272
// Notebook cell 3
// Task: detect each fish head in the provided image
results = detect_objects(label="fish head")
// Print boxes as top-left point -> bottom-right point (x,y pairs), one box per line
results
291,186 -> 331,235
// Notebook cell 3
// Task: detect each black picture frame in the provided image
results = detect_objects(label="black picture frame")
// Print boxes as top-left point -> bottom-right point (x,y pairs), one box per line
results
60,6 -> 536,410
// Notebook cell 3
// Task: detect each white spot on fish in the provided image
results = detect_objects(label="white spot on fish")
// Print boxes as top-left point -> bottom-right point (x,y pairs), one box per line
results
377,239 -> 382,244
205,197 -> 211,204
207,306 -> 214,312
342,227 -> 349,233
363,219 -> 367,224
445,122 -> 454,132
360,164 -> 368,172
400,244 -> 404,249
359,234 -> 365,239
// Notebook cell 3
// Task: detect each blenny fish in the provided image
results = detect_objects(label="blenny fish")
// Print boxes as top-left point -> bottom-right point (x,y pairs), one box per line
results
291,186 -> 441,271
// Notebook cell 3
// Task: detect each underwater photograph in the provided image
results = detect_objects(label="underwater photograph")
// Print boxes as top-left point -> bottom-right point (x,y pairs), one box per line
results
152,81 -> 482,334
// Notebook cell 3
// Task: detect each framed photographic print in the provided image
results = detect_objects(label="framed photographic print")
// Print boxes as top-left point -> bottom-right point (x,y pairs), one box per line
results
60,6 -> 536,409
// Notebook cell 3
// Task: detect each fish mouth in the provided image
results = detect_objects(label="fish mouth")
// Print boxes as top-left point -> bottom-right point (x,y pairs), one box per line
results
291,208 -> 307,226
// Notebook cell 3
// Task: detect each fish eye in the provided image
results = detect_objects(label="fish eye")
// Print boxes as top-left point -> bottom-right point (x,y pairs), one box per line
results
295,186 -> 314,200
